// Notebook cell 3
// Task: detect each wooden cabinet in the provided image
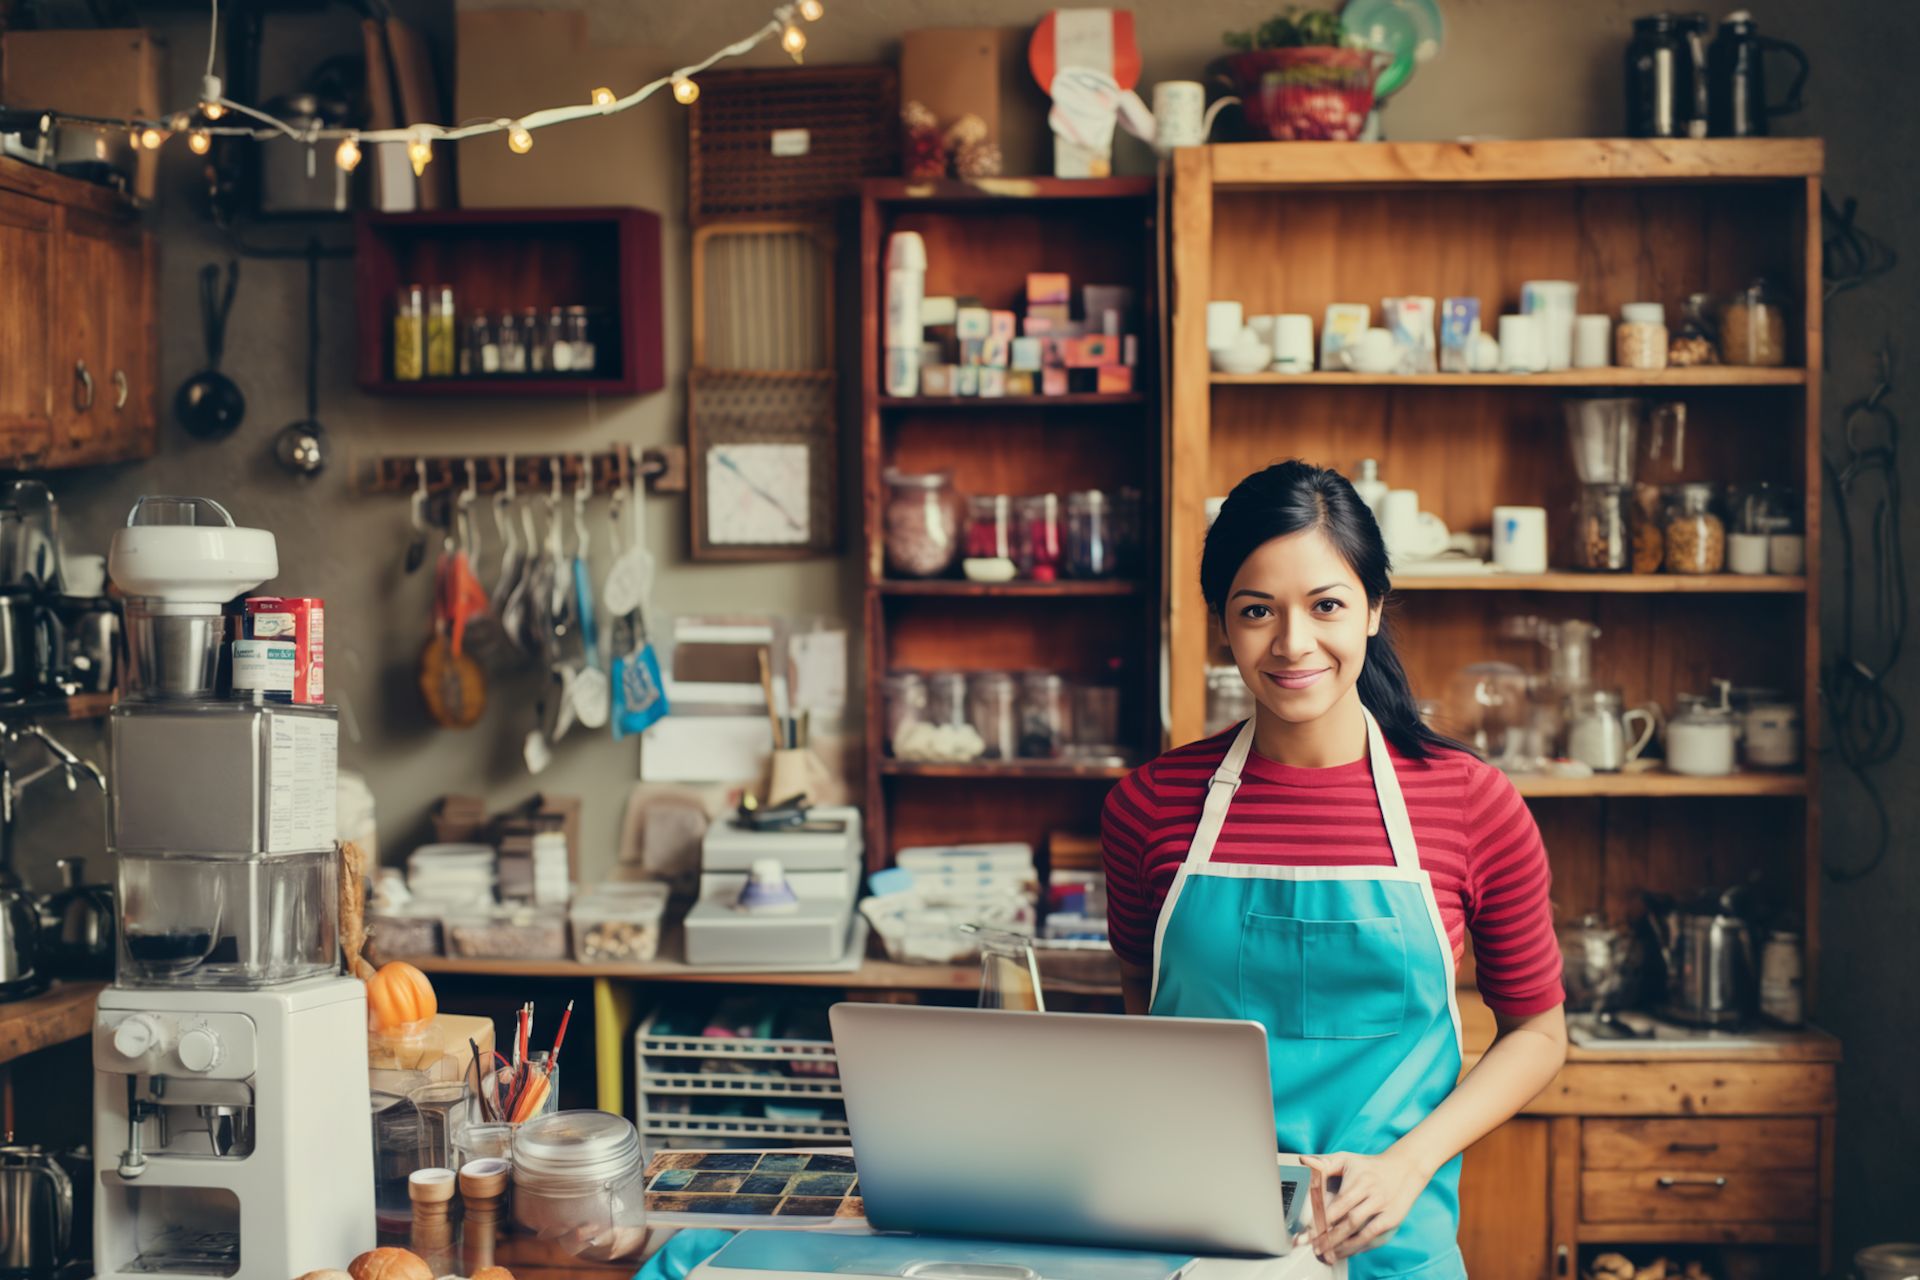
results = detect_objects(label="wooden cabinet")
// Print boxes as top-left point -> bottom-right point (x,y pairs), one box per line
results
1460,1117 -> 1554,1280
0,157 -> 155,471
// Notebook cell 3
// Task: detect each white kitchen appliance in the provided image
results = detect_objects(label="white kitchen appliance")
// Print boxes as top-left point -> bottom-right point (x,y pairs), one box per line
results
682,806 -> 861,965
93,496 -> 373,1280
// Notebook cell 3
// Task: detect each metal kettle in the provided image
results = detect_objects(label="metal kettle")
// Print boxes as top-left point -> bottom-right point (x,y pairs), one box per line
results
0,1143 -> 73,1274
37,856 -> 114,981
1647,890 -> 1757,1027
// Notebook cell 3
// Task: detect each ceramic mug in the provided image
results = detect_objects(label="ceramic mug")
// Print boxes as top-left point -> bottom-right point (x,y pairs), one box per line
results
1573,314 -> 1613,368
1497,314 -> 1545,373
1206,301 -> 1244,351
1339,327 -> 1400,375
1380,489 -> 1449,559
1271,315 -> 1315,373
1491,505 -> 1549,574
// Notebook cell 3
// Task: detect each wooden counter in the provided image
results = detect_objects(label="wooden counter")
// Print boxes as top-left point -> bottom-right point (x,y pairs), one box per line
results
0,981 -> 102,1065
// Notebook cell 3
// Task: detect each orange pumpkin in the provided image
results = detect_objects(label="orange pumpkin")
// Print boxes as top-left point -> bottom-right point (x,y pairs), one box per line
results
365,961 -> 437,1031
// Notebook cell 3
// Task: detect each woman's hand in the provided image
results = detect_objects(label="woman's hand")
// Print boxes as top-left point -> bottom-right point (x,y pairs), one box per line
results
1300,1148 -> 1435,1261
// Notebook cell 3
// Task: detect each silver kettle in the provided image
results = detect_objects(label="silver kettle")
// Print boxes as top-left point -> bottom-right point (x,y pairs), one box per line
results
1647,891 -> 1757,1028
0,1143 -> 73,1274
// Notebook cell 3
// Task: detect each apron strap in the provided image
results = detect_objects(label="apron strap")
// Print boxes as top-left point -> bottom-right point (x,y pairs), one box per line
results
1362,707 -> 1421,873
1179,718 -> 1256,876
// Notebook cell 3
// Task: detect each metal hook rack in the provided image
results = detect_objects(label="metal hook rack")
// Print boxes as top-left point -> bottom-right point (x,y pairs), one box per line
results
352,444 -> 687,497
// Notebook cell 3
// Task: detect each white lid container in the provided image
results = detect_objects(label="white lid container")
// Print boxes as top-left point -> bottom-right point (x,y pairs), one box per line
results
511,1110 -> 646,1261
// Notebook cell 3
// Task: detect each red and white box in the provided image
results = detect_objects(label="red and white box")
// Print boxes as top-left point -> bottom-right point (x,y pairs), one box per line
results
245,596 -> 325,704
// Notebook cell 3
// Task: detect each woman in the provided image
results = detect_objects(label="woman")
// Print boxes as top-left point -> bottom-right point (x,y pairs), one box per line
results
1103,460 -> 1567,1277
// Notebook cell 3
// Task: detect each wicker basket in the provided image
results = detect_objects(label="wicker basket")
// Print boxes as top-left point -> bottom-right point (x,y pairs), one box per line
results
688,66 -> 898,221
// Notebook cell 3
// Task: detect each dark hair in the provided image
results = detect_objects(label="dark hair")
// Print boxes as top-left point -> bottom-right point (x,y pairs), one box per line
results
1200,459 -> 1457,759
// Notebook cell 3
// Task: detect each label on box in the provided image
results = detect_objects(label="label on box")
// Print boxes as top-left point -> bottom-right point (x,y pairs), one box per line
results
770,128 -> 810,157
231,639 -> 296,696
247,596 -> 324,704
268,713 -> 339,852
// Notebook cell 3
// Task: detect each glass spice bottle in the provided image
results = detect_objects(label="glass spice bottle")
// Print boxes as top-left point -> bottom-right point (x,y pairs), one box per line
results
1664,482 -> 1727,574
1576,484 -> 1632,572
968,671 -> 1019,760
393,284 -> 426,381
1015,494 -> 1063,582
1066,490 -> 1117,578
426,285 -> 456,377
1017,671 -> 1071,758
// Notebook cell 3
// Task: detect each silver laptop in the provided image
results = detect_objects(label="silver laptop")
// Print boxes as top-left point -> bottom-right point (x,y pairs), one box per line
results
828,1004 -> 1299,1257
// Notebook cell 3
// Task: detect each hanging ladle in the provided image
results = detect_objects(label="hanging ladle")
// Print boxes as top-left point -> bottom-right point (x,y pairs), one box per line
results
274,243 -> 330,475
175,260 -> 245,440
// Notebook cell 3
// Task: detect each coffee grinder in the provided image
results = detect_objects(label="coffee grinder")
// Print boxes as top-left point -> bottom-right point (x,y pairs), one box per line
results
91,496 -> 372,1280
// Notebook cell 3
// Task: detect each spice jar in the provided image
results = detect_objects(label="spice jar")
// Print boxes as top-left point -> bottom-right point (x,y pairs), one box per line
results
880,671 -> 928,754
1631,483 -> 1666,573
1576,484 -> 1633,572
511,1111 -> 647,1262
1015,494 -> 1063,582
565,306 -> 595,373
1065,490 -> 1118,578
464,316 -> 498,375
1720,278 -> 1788,367
1668,292 -> 1720,367
968,671 -> 1019,760
497,312 -> 527,374
966,495 -> 1016,561
427,285 -> 456,377
1616,302 -> 1668,370
1663,482 -> 1726,574
1115,487 -> 1144,575
1729,482 -> 1793,574
926,671 -> 969,727
1017,671 -> 1071,758
393,284 -> 426,381
1069,684 -> 1122,756
883,468 -> 963,578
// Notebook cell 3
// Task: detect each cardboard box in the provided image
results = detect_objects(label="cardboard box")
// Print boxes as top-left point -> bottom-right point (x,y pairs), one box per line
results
1011,337 -> 1044,372
955,307 -> 991,340
1041,368 -> 1069,396
978,367 -> 1007,398
981,336 -> 1011,368
922,295 -> 959,327
1,29 -> 166,202
1065,335 -> 1119,368
899,27 -> 1045,177
1006,370 -> 1037,396
988,310 -> 1017,342
1027,273 -> 1071,306
1096,364 -> 1135,394
922,364 -> 957,396
1026,303 -> 1072,327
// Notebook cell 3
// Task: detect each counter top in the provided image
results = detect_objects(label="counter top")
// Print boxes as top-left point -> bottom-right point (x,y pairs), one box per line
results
0,981 -> 104,1065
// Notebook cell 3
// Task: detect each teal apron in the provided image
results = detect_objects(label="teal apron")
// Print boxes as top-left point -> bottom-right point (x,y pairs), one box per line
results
1150,710 -> 1468,1280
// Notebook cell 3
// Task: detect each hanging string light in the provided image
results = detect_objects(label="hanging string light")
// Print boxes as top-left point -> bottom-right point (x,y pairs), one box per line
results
507,124 -> 533,154
188,129 -> 212,155
34,3 -> 817,163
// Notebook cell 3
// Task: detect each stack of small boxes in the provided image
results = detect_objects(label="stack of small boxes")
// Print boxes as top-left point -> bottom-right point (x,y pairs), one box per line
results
917,273 -> 1140,398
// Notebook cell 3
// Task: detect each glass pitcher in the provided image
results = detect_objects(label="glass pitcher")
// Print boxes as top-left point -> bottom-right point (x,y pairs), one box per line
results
964,925 -> 1045,1012
1563,396 -> 1688,483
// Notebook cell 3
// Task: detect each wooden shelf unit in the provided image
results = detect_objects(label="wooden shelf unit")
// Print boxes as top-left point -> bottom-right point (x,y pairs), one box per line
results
858,176 -> 1161,873
1169,139 -> 1828,1276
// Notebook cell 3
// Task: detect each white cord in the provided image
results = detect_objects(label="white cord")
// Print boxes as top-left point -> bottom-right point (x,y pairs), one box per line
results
205,0 -> 218,78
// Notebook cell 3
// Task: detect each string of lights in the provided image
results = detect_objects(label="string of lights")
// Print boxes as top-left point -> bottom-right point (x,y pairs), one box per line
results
29,0 -> 824,175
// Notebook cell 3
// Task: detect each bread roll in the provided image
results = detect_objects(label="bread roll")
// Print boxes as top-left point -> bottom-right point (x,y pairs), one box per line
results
347,1248 -> 432,1280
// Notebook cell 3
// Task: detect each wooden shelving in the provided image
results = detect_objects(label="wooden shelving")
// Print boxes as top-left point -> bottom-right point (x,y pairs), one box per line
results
1394,573 -> 1805,594
876,579 -> 1143,598
0,981 -> 103,1065
1513,771 -> 1804,799
1211,368 -> 1806,388
879,758 -> 1133,781
880,393 -> 1145,409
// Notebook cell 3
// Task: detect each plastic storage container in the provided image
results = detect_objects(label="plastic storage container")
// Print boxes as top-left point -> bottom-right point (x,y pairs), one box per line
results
117,848 -> 339,988
511,1110 -> 648,1261
366,910 -> 443,965
443,905 -> 568,960
569,883 -> 669,963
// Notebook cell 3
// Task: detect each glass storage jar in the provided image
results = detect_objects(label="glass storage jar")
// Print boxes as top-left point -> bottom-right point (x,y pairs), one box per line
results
118,847 -> 339,988
883,468 -> 963,578
1663,483 -> 1726,574
427,286 -> 456,377
1115,487 -> 1144,575
1668,292 -> 1720,367
1728,481 -> 1793,574
965,495 -> 1015,561
1204,666 -> 1253,736
880,672 -> 928,755
1615,302 -> 1668,370
512,1110 -> 647,1262
967,671 -> 1019,760
1014,494 -> 1063,582
393,285 -> 425,381
1720,278 -> 1789,367
926,671 -> 970,727
1017,672 -> 1071,758
1575,484 -> 1633,572
1069,684 -> 1122,757
1065,490 -> 1117,578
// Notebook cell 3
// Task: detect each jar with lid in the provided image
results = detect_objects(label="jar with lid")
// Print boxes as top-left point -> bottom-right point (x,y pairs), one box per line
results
883,468 -> 963,578
521,307 -> 546,373
1666,681 -> 1737,776
1575,484 -> 1633,572
965,495 -> 1015,565
1720,278 -> 1788,367
393,285 -> 426,381
1630,483 -> 1666,572
1616,302 -> 1668,370
1204,666 -> 1253,736
1014,494 -> 1063,582
1663,482 -> 1726,574
1742,700 -> 1800,768
1017,672 -> 1071,758
427,286 -> 456,377
565,306 -> 595,373
1115,487 -> 1145,575
511,1110 -> 647,1261
1728,482 -> 1791,575
542,306 -> 570,372
880,672 -> 927,754
1758,929 -> 1804,1026
1668,292 -> 1720,367
497,311 -> 527,373
968,671 -> 1019,760
1069,684 -> 1122,757
1065,490 -> 1117,578
926,671 -> 969,727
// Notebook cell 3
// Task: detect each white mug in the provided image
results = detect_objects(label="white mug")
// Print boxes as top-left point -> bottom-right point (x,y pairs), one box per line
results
1491,505 -> 1549,574
1206,301 -> 1245,351
1728,532 -> 1770,575
1573,314 -> 1612,368
1497,314 -> 1545,373
1271,314 -> 1314,373
1340,327 -> 1399,375
1769,533 -> 1805,574
1381,489 -> 1449,559
1152,80 -> 1207,152
1520,280 -> 1579,370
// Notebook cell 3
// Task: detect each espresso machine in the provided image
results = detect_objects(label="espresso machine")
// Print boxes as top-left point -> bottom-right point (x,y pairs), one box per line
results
91,497 -> 372,1280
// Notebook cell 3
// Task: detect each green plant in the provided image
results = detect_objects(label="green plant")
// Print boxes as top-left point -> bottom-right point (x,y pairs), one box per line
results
1222,6 -> 1346,51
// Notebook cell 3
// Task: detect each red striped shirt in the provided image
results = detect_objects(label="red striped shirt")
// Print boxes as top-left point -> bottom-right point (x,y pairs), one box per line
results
1102,726 -> 1565,1017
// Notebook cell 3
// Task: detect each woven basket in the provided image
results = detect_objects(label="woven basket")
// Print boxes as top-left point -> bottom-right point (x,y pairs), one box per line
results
688,66 -> 898,222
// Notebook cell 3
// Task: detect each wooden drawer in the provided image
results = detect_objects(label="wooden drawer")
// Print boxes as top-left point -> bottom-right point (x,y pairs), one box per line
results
1583,1119 -> 1819,1171
1581,1168 -> 1818,1223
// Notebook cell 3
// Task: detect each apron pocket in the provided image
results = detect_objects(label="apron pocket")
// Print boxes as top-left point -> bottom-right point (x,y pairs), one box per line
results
1240,913 -> 1408,1041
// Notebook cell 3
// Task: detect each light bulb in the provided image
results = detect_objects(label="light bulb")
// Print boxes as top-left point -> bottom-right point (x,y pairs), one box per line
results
202,101 -> 225,121
408,135 -> 433,177
128,129 -> 143,149
591,86 -> 616,107
507,125 -> 533,154
188,129 -> 211,155
138,127 -> 165,150
798,0 -> 823,20
781,24 -> 806,60
336,136 -> 363,172
169,113 -> 192,132
672,77 -> 699,105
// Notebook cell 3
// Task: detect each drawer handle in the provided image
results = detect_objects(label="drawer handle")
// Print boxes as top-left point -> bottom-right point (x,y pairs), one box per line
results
1657,1175 -> 1728,1191
1667,1141 -> 1720,1154
73,359 -> 94,410
113,369 -> 129,410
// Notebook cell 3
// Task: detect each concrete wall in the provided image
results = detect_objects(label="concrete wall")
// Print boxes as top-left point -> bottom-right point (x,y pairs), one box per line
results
11,0 -> 1914,1260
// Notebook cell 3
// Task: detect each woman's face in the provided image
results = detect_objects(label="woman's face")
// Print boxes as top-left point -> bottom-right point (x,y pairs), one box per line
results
1222,527 -> 1382,728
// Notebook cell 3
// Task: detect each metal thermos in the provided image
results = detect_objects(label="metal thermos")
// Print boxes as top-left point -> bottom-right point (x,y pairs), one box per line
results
1707,10 -> 1809,137
0,1143 -> 73,1273
1625,13 -> 1696,138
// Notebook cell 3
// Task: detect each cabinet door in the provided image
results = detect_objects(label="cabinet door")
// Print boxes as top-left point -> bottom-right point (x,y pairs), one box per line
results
48,207 -> 120,467
1460,1117 -> 1553,1280
0,188 -> 55,466
100,228 -> 156,461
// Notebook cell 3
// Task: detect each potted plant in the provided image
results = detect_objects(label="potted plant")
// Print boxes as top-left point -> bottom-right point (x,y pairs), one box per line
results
1217,6 -> 1387,141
